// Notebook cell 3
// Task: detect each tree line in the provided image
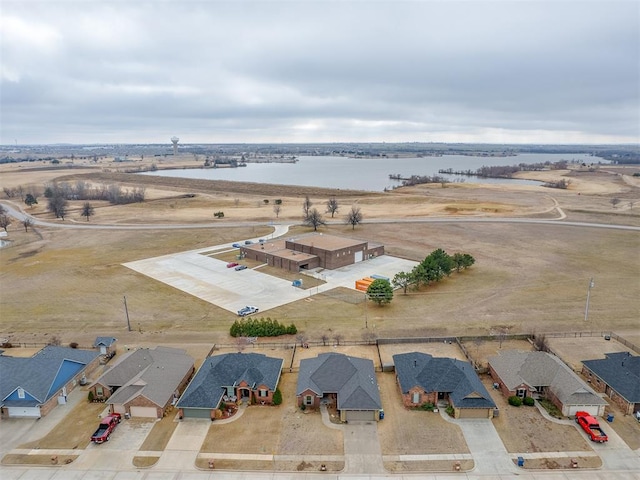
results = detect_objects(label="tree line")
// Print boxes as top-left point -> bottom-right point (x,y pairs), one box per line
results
392,248 -> 475,294
230,317 -> 298,337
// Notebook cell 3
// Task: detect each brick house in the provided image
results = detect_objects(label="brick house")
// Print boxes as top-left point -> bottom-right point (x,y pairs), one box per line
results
89,346 -> 194,418
241,233 -> 384,273
177,352 -> 284,419
489,350 -> 607,417
0,346 -> 100,418
296,352 -> 382,422
582,352 -> 640,415
393,352 -> 495,419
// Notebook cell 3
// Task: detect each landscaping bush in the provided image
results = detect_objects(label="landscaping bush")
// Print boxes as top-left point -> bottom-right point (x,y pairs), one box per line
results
230,317 -> 297,337
87,391 -> 94,402
445,405 -> 455,417
508,396 -> 523,407
69,342 -> 78,349
419,402 -> 435,411
273,388 -> 282,406
523,396 -> 535,407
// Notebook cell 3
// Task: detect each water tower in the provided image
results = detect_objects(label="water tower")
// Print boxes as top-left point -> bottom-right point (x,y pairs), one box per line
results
171,136 -> 179,156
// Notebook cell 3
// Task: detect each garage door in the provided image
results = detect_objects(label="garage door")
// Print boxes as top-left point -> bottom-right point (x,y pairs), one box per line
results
567,405 -> 599,417
7,407 -> 40,418
458,408 -> 490,419
345,410 -> 376,422
130,406 -> 158,418
182,408 -> 212,419
112,404 -> 126,415
354,251 -> 363,262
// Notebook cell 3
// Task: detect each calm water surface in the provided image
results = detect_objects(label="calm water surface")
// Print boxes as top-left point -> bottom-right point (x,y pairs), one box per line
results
143,153 -> 596,192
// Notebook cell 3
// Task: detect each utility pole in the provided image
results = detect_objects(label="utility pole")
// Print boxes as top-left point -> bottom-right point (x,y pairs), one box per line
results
584,278 -> 595,322
124,296 -> 132,331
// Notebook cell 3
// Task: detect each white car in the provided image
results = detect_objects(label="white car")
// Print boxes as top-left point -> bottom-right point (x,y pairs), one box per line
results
237,306 -> 259,317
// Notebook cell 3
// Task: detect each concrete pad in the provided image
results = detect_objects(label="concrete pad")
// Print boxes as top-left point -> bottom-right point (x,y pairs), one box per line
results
124,243 -> 417,316
111,473 -> 148,480
165,420 -> 210,451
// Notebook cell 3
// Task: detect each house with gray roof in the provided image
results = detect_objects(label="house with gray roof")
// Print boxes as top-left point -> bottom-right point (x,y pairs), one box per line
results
177,352 -> 284,419
0,346 -> 100,418
393,352 -> 496,419
93,336 -> 117,356
582,352 -> 640,415
296,352 -> 382,422
90,346 -> 194,418
489,350 -> 607,417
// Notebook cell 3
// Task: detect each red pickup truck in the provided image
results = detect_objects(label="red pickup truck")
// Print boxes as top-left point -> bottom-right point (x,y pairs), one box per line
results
575,411 -> 608,443
91,413 -> 122,444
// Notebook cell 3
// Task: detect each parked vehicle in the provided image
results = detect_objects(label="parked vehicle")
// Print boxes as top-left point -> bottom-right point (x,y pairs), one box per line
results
237,306 -> 259,317
91,413 -> 122,444
244,240 -> 253,245
232,243 -> 241,248
575,411 -> 608,443
227,262 -> 239,268
235,265 -> 247,271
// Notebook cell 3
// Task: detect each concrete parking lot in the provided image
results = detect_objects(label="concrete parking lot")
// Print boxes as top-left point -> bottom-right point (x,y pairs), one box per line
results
124,243 -> 417,316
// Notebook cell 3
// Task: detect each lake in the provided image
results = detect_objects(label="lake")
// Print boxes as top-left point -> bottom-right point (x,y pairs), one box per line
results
142,153 -> 596,192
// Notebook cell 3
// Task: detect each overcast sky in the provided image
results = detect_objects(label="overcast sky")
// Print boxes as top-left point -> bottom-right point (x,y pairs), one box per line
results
1,0 -> 638,145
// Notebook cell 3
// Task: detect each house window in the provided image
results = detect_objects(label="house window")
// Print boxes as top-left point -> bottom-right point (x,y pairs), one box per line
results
17,388 -> 25,399
412,392 -> 420,404
516,388 -> 527,398
305,395 -> 313,406
259,389 -> 268,398
96,386 -> 104,397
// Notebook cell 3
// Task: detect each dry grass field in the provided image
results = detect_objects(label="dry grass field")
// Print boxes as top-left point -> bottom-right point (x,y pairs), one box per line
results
1,159 -> 639,351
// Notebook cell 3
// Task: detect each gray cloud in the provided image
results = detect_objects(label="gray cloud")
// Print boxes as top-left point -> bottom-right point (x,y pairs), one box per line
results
1,0 -> 638,144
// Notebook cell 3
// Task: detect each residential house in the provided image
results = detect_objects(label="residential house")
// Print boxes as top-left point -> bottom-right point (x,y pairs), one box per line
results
582,352 -> 640,415
489,350 -> 607,416
93,336 -> 117,356
0,346 -> 100,418
393,352 -> 496,418
297,352 -> 382,422
89,346 -> 194,418
177,352 -> 284,419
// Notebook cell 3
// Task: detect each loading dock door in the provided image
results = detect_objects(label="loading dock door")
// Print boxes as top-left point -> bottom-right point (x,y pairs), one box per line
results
354,251 -> 363,262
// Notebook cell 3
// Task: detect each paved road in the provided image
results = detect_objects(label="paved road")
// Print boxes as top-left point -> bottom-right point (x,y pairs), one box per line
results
2,200 -> 640,232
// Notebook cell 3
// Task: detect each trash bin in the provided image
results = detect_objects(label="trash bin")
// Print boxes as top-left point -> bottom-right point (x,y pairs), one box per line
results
517,457 -> 524,467
379,410 -> 385,420
607,414 -> 614,422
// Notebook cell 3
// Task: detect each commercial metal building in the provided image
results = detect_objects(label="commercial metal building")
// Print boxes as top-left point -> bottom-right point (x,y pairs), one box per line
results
240,233 -> 384,273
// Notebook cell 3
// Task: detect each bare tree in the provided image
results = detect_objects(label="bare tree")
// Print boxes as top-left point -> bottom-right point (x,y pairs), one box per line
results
273,204 -> 281,218
22,217 -> 33,232
345,205 -> 363,229
302,195 -> 312,219
0,214 -> 11,232
295,333 -> 307,347
321,333 -> 329,346
333,333 -> 343,346
303,208 -> 325,231
325,197 -> 339,218
81,202 -> 95,221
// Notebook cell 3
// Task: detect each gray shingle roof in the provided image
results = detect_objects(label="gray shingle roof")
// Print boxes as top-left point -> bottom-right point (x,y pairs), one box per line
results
394,352 -> 495,409
297,353 -> 381,410
177,352 -> 284,409
583,352 -> 640,403
94,346 -> 193,408
0,346 -> 99,406
93,337 -> 117,347
488,350 -> 606,406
